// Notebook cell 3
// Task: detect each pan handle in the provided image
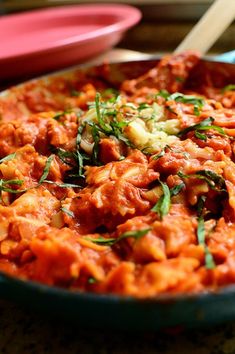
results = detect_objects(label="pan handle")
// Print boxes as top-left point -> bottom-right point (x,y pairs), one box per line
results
213,50 -> 235,63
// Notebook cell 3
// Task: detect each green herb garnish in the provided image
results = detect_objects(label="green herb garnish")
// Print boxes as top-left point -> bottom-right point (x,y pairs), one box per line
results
152,145 -> 171,160
221,84 -> 235,92
196,196 -> 215,270
39,155 -> 54,184
138,103 -> 150,111
175,77 -> 185,83
156,90 -> 205,116
75,123 -> 87,177
178,170 -> 226,192
0,179 -> 27,199
52,110 -> 72,121
88,277 -> 97,284
178,117 -> 226,139
102,88 -> 119,100
90,122 -> 101,165
194,130 -> 207,141
94,93 -> 132,144
85,236 -> 116,246
151,181 -> 185,219
44,180 -> 81,188
61,207 -> 75,218
95,93 -> 112,134
70,90 -> 81,97
151,181 -> 171,219
156,90 -> 169,100
53,148 -> 75,167
0,152 -> 16,164
85,228 -> 151,246
170,182 -> 185,196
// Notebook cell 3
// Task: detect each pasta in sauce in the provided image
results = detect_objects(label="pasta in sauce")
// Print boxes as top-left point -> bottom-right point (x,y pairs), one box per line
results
0,51 -> 235,297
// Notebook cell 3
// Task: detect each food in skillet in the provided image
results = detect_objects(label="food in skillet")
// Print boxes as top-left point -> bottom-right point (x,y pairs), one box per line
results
0,52 -> 235,297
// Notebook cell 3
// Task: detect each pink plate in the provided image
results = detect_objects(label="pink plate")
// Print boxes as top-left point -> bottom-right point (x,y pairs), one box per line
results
0,4 -> 141,80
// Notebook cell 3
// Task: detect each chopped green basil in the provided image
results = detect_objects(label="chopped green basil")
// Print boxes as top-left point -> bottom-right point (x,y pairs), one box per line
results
0,152 -> 16,164
44,180 -> 82,188
221,84 -> 235,93
85,228 -> 151,247
196,196 -> 215,269
175,77 -> 185,83
61,207 -> 75,218
170,182 -> 185,196
90,122 -> 101,165
152,145 -> 171,160
194,130 -> 207,141
0,178 -> 26,196
151,181 -> 171,219
85,236 -> 116,246
178,117 -> 226,139
156,90 -> 205,116
70,89 -> 81,97
178,170 -> 226,192
151,181 -> 185,219
53,148 -> 75,167
138,103 -> 150,111
88,277 -> 98,284
39,155 -> 54,184
75,123 -> 87,177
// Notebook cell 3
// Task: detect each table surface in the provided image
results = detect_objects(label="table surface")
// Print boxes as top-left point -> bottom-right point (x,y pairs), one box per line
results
2,48 -> 235,354
1,298 -> 235,354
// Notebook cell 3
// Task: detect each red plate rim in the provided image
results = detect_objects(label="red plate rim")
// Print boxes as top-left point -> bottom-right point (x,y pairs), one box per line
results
0,4 -> 142,61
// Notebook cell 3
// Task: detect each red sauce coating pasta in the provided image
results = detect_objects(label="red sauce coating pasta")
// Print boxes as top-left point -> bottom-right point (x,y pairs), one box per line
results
0,52 -> 235,297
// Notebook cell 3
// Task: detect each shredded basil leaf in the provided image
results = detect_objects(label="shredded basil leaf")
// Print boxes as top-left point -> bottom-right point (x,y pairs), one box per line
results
175,77 -> 185,83
85,228 -> 151,246
151,181 -> 171,219
156,90 -> 205,116
43,180 -> 81,188
151,181 -> 184,219
88,277 -> 97,284
197,195 -> 206,217
92,93 -> 133,148
117,228 -> 151,242
152,145 -> 170,160
170,182 -> 185,196
178,170 -> 226,192
70,90 -> 81,97
138,103 -> 150,111
196,196 -> 215,269
85,236 -> 116,246
221,84 -> 235,92
75,123 -> 86,177
0,152 -> 16,164
61,207 -> 75,218
0,179 -> 26,195
39,155 -> 54,184
194,130 -> 207,141
204,247 -> 216,270
95,93 -> 112,134
53,148 -> 75,167
102,88 -> 119,97
169,92 -> 204,108
156,90 -> 169,100
52,110 -> 72,121
2,179 -> 24,186
195,170 -> 225,190
178,117 -> 226,138
53,112 -> 64,121
90,122 -> 101,165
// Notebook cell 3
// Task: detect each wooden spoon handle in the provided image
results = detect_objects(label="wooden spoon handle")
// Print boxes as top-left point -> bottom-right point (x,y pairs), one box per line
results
174,0 -> 235,55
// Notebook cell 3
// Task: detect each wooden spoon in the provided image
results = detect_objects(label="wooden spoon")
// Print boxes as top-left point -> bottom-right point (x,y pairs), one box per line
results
174,0 -> 235,55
